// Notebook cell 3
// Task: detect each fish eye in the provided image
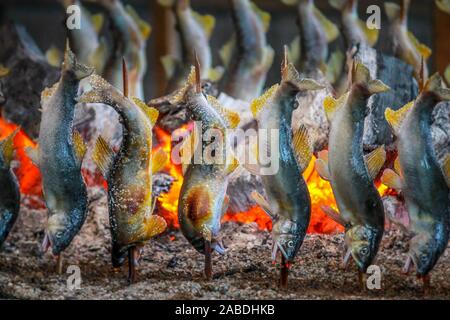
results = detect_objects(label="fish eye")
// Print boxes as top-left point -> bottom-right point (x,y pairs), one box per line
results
287,240 -> 294,248
420,253 -> 428,262
359,247 -> 369,256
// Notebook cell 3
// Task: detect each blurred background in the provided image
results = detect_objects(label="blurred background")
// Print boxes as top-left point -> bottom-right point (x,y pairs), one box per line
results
0,0 -> 448,99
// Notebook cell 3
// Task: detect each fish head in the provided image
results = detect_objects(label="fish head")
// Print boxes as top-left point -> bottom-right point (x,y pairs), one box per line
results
272,219 -> 304,263
346,224 -> 382,272
408,229 -> 447,276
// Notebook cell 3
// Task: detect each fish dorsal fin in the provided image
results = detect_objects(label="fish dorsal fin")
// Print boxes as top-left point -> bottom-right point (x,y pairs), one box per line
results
250,84 -> 279,118
132,97 -> 159,126
314,150 -> 331,181
152,148 -> 168,174
45,45 -> 63,67
358,19 -> 379,46
92,135 -> 114,178
323,92 -> 348,122
385,101 -> 414,134
384,2 -> 400,21
313,6 -> 339,42
0,128 -> 19,167
250,2 -> 271,32
292,125 -> 312,173
72,131 -> 87,167
326,49 -> 345,84
381,168 -> 403,191
169,66 -> 197,105
442,154 -> 450,188
192,11 -> 215,39
206,95 -> 240,129
0,64 -> 10,77
407,31 -> 432,59
90,13 -> 104,34
219,36 -> 235,67
251,191 -> 275,219
125,5 -> 152,40
364,145 -> 386,180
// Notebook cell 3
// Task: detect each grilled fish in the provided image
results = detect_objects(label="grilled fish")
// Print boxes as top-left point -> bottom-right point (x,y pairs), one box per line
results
94,0 -> 151,99
329,0 -> 379,48
79,69 -> 168,282
158,0 -> 219,93
249,48 -> 324,288
315,62 -> 390,275
173,60 -> 240,279
28,43 -> 93,266
382,73 -> 450,284
384,0 -> 431,81
219,0 -> 274,102
0,129 -> 20,247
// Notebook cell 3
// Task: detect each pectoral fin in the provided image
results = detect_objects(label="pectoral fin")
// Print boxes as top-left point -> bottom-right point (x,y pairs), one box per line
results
364,145 -> 386,180
251,191 -> 275,220
292,125 -> 312,173
92,135 -> 114,178
45,45 -> 63,67
381,168 -> 403,191
152,148 -> 168,174
250,2 -> 271,32
125,5 -> 152,39
250,84 -> 279,118
443,154 -> 450,188
321,205 -> 346,227
358,19 -> 379,47
192,11 -> 215,39
72,131 -> 87,167
326,49 -> 344,84
132,97 -> 159,126
144,215 -> 167,238
219,37 -> 235,67
385,101 -> 414,134
208,66 -> 224,82
314,150 -> 331,181
0,128 -> 19,167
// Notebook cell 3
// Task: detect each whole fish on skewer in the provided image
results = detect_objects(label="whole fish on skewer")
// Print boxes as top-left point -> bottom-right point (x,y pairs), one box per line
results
158,0 -> 220,93
27,43 -> 93,273
93,0 -> 151,99
248,47 -> 324,289
173,59 -> 240,280
329,0 -> 379,48
381,69 -> 450,290
219,0 -> 274,102
384,0 -> 432,81
282,0 -> 339,75
79,62 -> 168,283
315,61 -> 390,285
0,129 -> 20,248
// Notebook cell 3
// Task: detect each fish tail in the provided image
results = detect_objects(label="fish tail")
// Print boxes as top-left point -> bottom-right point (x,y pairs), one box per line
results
423,73 -> 450,101
63,40 -> 93,80
329,0 -> 352,11
352,61 -> 390,95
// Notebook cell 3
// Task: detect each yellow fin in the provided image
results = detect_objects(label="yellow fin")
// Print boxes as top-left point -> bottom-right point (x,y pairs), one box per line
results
329,0 -> 347,10
354,62 -> 371,84
314,150 -> 331,181
287,36 -> 301,65
125,5 -> 152,40
219,37 -> 235,67
169,66 -> 196,105
206,95 -> 240,129
88,37 -> 108,73
436,0 -> 450,13
251,191 -> 275,219
384,2 -> 400,21
321,205 -> 346,226
92,135 -> 114,178
0,128 -> 19,167
443,154 -> 450,188
364,145 -> 386,180
152,148 -> 168,174
326,49 -> 344,84
281,0 -> 299,5
385,101 -> 414,134
144,215 -> 167,238
208,66 -> 224,82
394,156 -> 402,175
72,131 -> 87,166
45,45 -> 63,67
250,84 -> 279,118
192,11 -> 215,39
90,13 -> 104,34
282,63 -> 324,91
132,97 -> 159,126
313,6 -> 339,42
161,55 -> 178,78
358,19 -> 379,47
250,2 -> 271,32
292,125 -> 312,173
157,0 -> 174,7
367,79 -> 390,94
262,46 -> 275,70
381,168 -> 403,191
225,155 -> 240,176
407,31 -> 432,59
0,64 -> 10,77
323,92 -> 348,121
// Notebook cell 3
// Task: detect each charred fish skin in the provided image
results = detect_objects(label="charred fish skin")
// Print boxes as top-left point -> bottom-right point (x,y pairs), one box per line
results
250,53 -> 324,263
159,0 -> 215,93
219,0 -> 274,101
96,0 -> 150,99
35,44 -> 93,255
384,0 -> 431,81
174,65 -> 240,257
316,62 -> 390,272
384,74 -> 450,277
79,74 -> 167,268
0,130 -> 20,247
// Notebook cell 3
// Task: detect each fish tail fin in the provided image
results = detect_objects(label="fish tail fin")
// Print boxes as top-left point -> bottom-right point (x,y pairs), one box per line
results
423,73 -> 450,101
0,127 -> 20,167
63,40 -> 93,80
352,61 -> 390,95
329,0 -> 351,11
384,101 -> 414,134
281,45 -> 324,92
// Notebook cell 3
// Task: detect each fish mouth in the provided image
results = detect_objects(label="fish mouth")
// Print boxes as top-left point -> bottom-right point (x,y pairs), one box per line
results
402,254 -> 415,274
41,230 -> 53,253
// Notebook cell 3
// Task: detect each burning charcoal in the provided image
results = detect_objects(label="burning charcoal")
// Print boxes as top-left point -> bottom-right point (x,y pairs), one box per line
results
0,23 -> 60,139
